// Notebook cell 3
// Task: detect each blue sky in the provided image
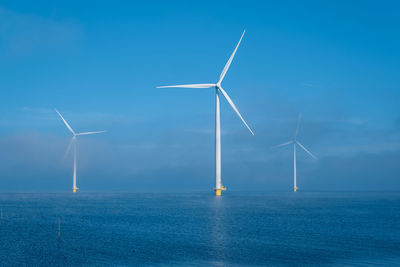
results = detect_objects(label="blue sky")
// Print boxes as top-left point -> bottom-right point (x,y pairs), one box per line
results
0,0 -> 399,191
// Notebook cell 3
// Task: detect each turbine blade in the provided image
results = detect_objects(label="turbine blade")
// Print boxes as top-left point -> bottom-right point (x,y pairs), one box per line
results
295,113 -> 301,138
63,138 -> 74,160
272,140 -> 293,148
76,131 -> 106,136
218,30 -> 246,84
55,109 -> 75,135
157,83 -> 215,89
218,86 -> 254,135
296,141 -> 317,160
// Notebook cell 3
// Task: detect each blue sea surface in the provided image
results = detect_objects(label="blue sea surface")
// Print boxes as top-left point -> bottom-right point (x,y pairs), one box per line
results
0,192 -> 399,266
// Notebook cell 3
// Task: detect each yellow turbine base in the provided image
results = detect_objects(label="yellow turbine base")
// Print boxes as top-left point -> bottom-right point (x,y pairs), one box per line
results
72,188 -> 78,193
214,186 -> 226,196
293,187 -> 298,192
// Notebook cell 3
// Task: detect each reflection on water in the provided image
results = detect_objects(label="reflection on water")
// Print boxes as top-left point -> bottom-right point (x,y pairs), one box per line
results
210,196 -> 227,266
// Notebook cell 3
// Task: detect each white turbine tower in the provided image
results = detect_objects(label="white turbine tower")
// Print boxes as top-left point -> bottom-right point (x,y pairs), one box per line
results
157,30 -> 254,196
55,110 -> 106,193
275,114 -> 317,192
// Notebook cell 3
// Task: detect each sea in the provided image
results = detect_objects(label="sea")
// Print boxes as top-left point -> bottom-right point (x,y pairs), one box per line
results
0,192 -> 399,266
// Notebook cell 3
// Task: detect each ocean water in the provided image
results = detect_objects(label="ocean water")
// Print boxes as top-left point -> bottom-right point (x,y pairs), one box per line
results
0,192 -> 399,266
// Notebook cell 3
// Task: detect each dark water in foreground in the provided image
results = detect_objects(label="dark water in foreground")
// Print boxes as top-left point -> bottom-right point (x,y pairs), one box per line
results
0,192 -> 399,266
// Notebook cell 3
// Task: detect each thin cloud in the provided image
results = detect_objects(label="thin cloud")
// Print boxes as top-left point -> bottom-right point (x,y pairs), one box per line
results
0,6 -> 82,56
301,82 -> 318,88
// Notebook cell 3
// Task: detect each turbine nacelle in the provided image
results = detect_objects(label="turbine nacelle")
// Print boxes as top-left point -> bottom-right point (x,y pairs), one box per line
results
273,139 -> 317,160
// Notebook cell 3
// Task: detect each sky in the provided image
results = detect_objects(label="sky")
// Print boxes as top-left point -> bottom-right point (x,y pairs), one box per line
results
0,0 -> 399,191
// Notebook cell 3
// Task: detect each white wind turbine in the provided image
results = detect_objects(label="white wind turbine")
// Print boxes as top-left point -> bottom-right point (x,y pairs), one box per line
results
157,30 -> 254,196
55,109 -> 106,193
274,114 -> 317,192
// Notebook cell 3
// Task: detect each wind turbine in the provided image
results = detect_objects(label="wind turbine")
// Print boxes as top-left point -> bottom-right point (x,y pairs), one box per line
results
274,114 -> 317,192
55,109 -> 106,193
157,30 -> 254,196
